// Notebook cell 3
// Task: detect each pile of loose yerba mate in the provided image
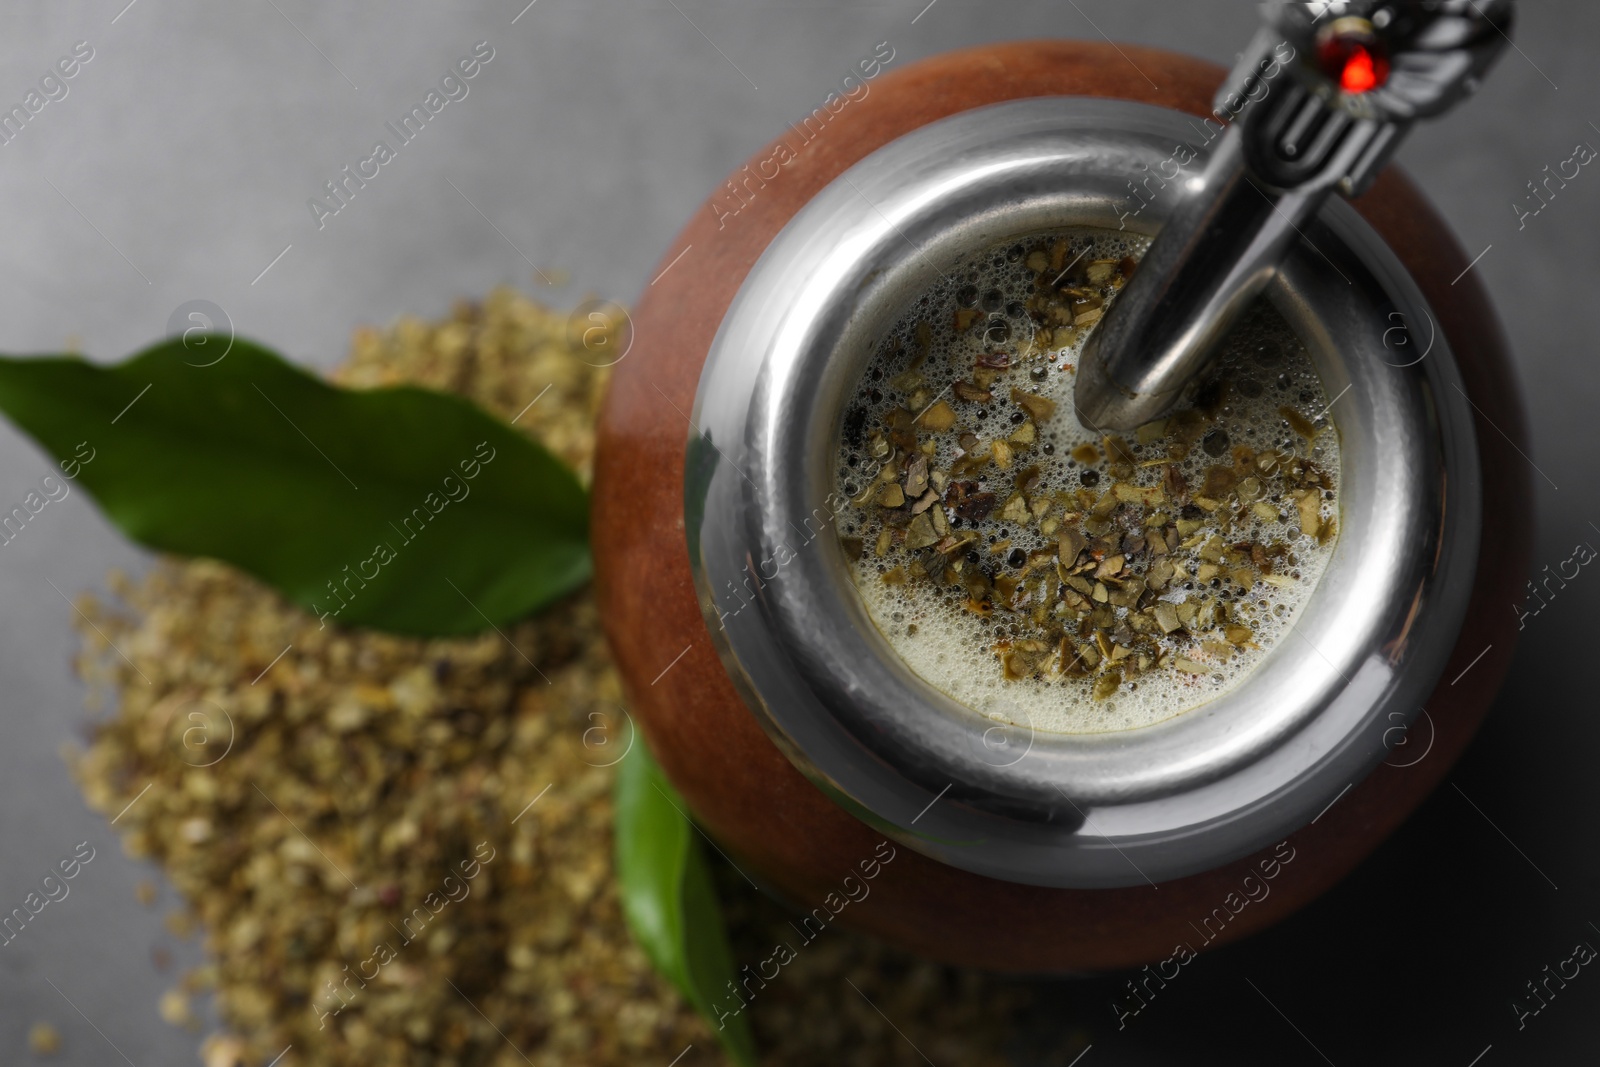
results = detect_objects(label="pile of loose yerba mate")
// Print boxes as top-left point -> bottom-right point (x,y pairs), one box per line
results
68,287 -> 1030,1067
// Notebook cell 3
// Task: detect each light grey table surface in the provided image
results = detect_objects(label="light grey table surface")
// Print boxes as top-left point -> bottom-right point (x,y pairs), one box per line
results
1,3 -> 1596,1065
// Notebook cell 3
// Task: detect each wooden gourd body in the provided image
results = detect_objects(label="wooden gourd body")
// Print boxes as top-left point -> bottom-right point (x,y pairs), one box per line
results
592,41 -> 1531,971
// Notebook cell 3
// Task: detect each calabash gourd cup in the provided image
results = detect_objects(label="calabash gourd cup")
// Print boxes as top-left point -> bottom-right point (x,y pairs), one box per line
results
592,40 -> 1530,971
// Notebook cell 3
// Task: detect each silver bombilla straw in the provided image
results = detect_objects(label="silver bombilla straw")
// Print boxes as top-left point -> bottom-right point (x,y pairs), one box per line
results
1074,0 -> 1514,432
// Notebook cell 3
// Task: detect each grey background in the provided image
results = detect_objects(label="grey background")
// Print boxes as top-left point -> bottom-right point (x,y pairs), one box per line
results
0,2 -> 1595,1064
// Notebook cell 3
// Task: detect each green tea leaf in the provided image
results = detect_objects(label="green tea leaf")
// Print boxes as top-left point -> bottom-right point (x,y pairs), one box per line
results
0,338 -> 589,635
615,742 -> 758,1066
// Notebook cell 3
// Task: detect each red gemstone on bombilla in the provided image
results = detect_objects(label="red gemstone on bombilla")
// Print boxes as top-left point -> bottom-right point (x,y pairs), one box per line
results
1319,33 -> 1390,94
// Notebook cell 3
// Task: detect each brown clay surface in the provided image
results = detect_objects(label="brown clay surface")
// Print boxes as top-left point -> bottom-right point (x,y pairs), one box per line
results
591,40 -> 1532,971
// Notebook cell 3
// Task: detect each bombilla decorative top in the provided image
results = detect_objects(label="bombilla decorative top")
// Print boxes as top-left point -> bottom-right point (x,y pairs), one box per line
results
1072,0 -> 1513,432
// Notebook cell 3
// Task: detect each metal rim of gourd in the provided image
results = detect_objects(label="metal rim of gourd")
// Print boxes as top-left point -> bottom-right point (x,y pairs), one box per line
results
685,97 -> 1481,889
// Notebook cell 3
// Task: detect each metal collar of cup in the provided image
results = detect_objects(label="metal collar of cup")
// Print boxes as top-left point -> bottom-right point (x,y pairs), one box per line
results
685,98 -> 1480,889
